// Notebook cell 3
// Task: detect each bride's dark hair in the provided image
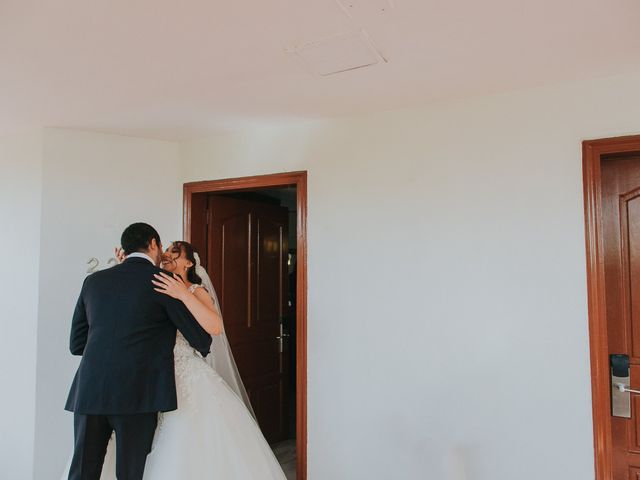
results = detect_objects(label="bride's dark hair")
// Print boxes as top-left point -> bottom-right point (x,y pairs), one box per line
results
170,241 -> 202,285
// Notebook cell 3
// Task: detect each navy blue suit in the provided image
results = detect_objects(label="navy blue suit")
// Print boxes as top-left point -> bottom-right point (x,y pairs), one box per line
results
65,256 -> 211,479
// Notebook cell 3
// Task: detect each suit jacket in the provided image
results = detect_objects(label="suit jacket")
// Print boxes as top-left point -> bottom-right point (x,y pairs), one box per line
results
64,257 -> 212,415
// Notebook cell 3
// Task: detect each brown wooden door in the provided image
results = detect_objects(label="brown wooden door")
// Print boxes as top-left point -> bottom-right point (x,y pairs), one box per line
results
206,194 -> 290,443
602,153 -> 640,478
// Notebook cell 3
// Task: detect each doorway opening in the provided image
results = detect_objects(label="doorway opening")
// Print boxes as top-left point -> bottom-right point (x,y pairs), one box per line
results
583,135 -> 640,479
183,171 -> 307,480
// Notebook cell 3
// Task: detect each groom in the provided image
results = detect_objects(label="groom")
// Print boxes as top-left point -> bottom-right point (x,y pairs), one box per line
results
65,222 -> 212,480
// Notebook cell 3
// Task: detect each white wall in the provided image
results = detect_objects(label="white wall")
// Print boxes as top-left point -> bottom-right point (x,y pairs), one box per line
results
0,130 -> 42,480
32,129 -> 183,480
182,71 -> 640,480
16,71 -> 640,479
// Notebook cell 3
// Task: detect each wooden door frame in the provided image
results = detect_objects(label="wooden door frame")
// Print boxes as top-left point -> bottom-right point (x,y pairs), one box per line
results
584,135 -> 640,479
183,171 -> 308,480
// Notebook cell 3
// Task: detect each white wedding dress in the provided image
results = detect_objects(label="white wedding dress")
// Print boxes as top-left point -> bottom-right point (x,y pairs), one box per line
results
62,285 -> 287,480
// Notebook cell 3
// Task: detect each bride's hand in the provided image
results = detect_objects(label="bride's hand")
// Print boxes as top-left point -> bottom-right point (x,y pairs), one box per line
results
114,247 -> 126,264
152,272 -> 189,301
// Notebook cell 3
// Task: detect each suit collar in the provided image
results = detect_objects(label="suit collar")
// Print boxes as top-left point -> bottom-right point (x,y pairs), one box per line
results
124,256 -> 157,266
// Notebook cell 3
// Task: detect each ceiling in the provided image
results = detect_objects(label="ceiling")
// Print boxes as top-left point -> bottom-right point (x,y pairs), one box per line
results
2,0 -> 640,140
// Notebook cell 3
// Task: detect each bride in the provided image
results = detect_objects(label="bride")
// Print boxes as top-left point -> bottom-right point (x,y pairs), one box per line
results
62,241 -> 287,480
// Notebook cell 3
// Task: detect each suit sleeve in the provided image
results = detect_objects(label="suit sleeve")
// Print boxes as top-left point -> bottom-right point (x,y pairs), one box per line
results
165,298 -> 212,357
70,279 -> 89,355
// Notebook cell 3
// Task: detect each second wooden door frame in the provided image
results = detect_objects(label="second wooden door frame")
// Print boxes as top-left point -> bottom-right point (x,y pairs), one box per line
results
583,135 -> 640,479
183,171 -> 308,480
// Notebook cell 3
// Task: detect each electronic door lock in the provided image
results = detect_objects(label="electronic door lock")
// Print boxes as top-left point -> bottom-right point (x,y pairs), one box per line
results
611,354 -> 632,418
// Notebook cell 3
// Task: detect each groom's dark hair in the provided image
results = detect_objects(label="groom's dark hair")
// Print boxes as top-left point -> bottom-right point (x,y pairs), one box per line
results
121,223 -> 161,255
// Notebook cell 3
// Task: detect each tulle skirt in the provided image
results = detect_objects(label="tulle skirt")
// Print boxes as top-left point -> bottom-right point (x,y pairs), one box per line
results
62,355 -> 287,480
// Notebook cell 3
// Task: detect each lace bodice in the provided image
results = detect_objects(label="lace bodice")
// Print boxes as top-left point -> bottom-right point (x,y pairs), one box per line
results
172,283 -> 214,409
173,284 -> 206,356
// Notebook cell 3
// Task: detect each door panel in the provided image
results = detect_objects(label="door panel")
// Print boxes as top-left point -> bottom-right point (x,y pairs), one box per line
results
217,210 -> 251,340
206,194 -> 289,443
256,215 -> 284,326
622,191 -> 640,360
232,339 -> 281,378
254,382 -> 284,439
602,153 -> 640,478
